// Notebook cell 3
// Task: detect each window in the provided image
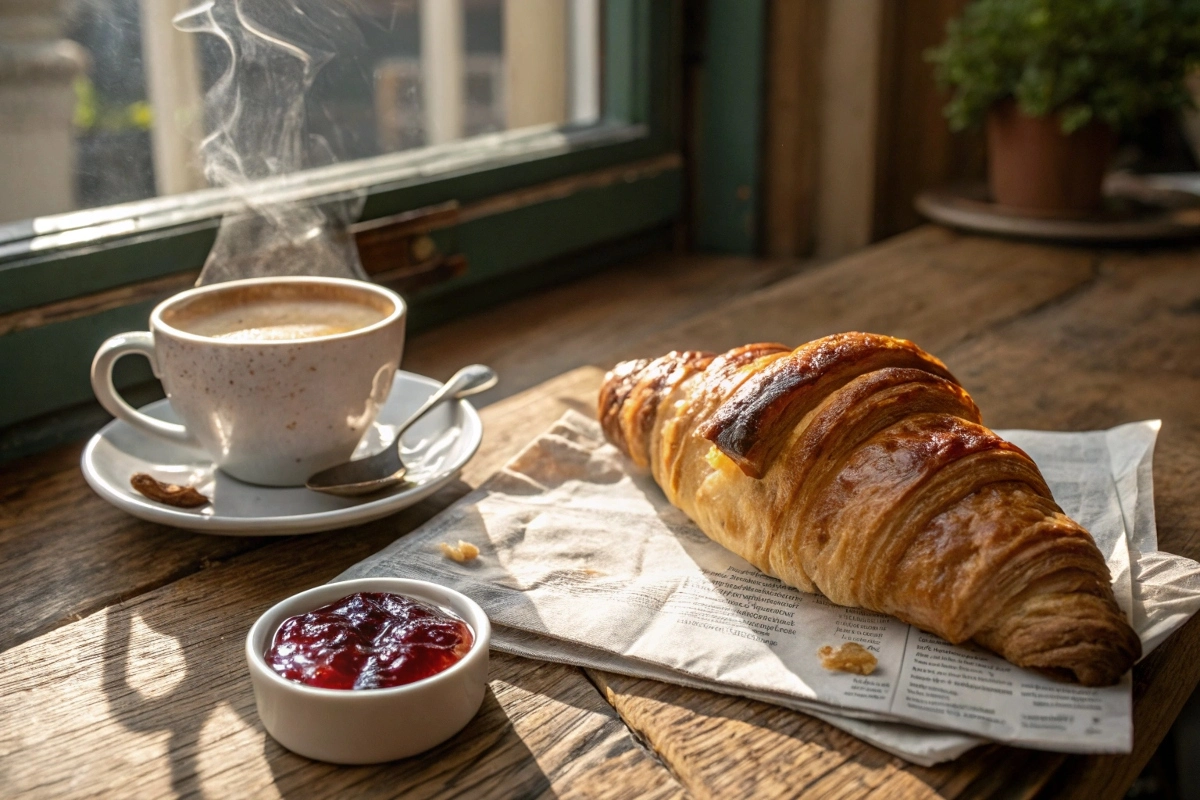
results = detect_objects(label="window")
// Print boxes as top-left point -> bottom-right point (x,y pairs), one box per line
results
0,0 -> 681,457
12,0 -> 601,221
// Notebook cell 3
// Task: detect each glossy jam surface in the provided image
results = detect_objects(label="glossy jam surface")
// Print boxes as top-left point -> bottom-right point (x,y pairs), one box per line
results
266,592 -> 474,690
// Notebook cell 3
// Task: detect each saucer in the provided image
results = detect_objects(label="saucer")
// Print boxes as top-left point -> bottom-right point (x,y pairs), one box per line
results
916,183 -> 1200,243
81,370 -> 483,535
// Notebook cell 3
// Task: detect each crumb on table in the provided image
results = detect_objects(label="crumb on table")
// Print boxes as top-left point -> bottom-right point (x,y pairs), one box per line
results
439,540 -> 480,563
818,642 -> 878,675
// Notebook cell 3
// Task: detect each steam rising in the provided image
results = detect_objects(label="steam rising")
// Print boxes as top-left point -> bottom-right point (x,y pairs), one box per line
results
176,0 -> 381,284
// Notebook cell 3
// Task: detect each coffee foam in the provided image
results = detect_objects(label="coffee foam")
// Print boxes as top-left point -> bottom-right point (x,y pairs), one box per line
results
163,282 -> 393,341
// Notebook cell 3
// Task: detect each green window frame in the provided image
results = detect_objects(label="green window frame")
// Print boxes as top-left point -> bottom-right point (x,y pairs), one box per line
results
0,0 -> 683,459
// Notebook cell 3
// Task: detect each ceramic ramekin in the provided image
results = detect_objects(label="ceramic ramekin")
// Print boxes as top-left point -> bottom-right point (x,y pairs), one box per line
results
246,577 -> 490,764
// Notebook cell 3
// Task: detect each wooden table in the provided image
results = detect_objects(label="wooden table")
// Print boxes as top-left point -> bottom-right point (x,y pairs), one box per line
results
3,226 -> 1198,798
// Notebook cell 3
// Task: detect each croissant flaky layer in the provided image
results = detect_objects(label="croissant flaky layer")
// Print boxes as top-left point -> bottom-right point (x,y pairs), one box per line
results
599,332 -> 1141,686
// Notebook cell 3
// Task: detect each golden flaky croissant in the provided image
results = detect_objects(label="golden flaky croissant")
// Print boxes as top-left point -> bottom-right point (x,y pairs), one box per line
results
599,332 -> 1141,686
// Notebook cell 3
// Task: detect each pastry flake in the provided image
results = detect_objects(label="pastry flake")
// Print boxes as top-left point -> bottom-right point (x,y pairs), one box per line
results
439,540 -> 480,563
818,642 -> 878,675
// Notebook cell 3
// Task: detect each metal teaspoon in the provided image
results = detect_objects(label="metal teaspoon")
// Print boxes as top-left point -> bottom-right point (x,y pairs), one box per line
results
305,364 -> 497,497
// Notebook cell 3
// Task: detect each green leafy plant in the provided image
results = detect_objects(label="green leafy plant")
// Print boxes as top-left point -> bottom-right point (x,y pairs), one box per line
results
927,0 -> 1200,133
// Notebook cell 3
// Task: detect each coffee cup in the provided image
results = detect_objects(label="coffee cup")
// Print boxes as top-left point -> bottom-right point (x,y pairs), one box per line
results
91,276 -> 406,486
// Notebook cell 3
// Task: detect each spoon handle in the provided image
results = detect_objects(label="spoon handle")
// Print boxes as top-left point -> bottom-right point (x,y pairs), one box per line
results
394,364 -> 497,442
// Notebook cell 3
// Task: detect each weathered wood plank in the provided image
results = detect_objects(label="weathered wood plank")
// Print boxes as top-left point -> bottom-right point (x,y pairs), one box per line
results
0,491 -> 683,799
622,226 -> 1098,361
943,248 -> 1200,557
0,227 -> 1085,656
762,0 -> 826,258
588,671 -> 1063,800
402,250 -> 806,407
814,0 -> 885,256
0,444 -> 271,653
0,367 -> 599,657
0,245 -> 797,654
540,232 -> 1196,799
4,226 -> 1195,799
0,270 -> 199,336
936,247 -> 1200,800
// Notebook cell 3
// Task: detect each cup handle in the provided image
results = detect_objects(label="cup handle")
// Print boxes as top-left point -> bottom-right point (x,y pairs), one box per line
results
90,332 -> 196,444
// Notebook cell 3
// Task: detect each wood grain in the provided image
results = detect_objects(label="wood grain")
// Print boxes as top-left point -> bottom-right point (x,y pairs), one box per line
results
0,248 -> 798,655
0,270 -> 200,336
588,671 -> 1063,800
815,0 -> 885,257
0,494 -> 683,799
759,0 -> 986,251
762,0 -> 827,258
578,235 -> 1200,800
402,250 -> 807,407
623,225 -> 1097,360
0,367 -> 601,654
457,154 -> 685,224
3,225 -> 1198,798
0,442 -> 270,653
939,246 -> 1200,800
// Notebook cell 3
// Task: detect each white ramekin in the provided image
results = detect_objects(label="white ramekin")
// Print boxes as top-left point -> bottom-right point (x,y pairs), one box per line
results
246,577 -> 490,764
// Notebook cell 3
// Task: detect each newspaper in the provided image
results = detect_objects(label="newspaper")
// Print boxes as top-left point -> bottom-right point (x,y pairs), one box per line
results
339,412 -> 1200,765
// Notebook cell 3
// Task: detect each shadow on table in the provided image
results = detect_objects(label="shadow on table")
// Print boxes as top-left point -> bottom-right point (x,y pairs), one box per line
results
100,581 -> 558,799
98,493 -> 563,798
593,666 -> 1067,798
260,686 -> 557,799
600,476 -> 1073,797
102,599 -> 247,797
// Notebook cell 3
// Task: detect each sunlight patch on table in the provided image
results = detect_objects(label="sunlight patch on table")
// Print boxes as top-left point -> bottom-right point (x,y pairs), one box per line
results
126,613 -> 186,698
0,607 -> 176,796
198,701 -> 281,799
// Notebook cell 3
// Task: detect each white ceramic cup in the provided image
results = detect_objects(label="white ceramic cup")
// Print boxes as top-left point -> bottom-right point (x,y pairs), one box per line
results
90,276 -> 406,486
246,577 -> 491,764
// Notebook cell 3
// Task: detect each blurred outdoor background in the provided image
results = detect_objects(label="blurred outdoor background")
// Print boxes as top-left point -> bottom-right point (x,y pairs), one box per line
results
0,0 -> 600,224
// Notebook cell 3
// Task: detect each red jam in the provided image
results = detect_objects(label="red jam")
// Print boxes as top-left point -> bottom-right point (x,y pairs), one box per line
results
266,592 -> 474,690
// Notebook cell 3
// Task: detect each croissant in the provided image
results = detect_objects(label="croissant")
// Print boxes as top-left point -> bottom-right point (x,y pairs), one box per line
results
599,332 -> 1141,686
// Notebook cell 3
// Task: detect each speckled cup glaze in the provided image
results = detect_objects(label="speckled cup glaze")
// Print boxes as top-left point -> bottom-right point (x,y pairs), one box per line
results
90,277 -> 406,486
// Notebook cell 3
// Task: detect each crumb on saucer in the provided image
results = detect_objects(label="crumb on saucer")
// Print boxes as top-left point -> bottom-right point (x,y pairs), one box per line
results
130,473 -> 210,508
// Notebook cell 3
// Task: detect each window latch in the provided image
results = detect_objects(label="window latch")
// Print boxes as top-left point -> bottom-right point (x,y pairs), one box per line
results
352,201 -> 466,294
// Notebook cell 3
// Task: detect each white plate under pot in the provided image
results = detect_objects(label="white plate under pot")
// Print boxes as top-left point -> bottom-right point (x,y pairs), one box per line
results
81,370 -> 482,535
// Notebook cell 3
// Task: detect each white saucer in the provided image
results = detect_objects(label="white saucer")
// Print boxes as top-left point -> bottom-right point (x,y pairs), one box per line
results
81,370 -> 483,535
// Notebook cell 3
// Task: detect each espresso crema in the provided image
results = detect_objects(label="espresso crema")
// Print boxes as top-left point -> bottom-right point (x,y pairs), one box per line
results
180,299 -> 388,342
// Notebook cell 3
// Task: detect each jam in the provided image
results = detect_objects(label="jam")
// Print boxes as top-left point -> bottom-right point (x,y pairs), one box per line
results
266,592 -> 474,690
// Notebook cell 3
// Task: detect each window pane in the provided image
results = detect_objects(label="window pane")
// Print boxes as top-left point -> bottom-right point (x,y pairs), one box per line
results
0,0 -> 603,225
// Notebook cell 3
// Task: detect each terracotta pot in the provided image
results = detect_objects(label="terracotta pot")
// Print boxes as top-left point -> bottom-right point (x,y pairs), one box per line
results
986,100 -> 1116,216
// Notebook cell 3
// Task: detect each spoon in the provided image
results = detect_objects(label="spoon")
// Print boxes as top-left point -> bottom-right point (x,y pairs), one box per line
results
306,364 -> 497,497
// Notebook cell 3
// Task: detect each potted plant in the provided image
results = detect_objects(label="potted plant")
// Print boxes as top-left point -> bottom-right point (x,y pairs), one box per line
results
928,0 -> 1200,216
